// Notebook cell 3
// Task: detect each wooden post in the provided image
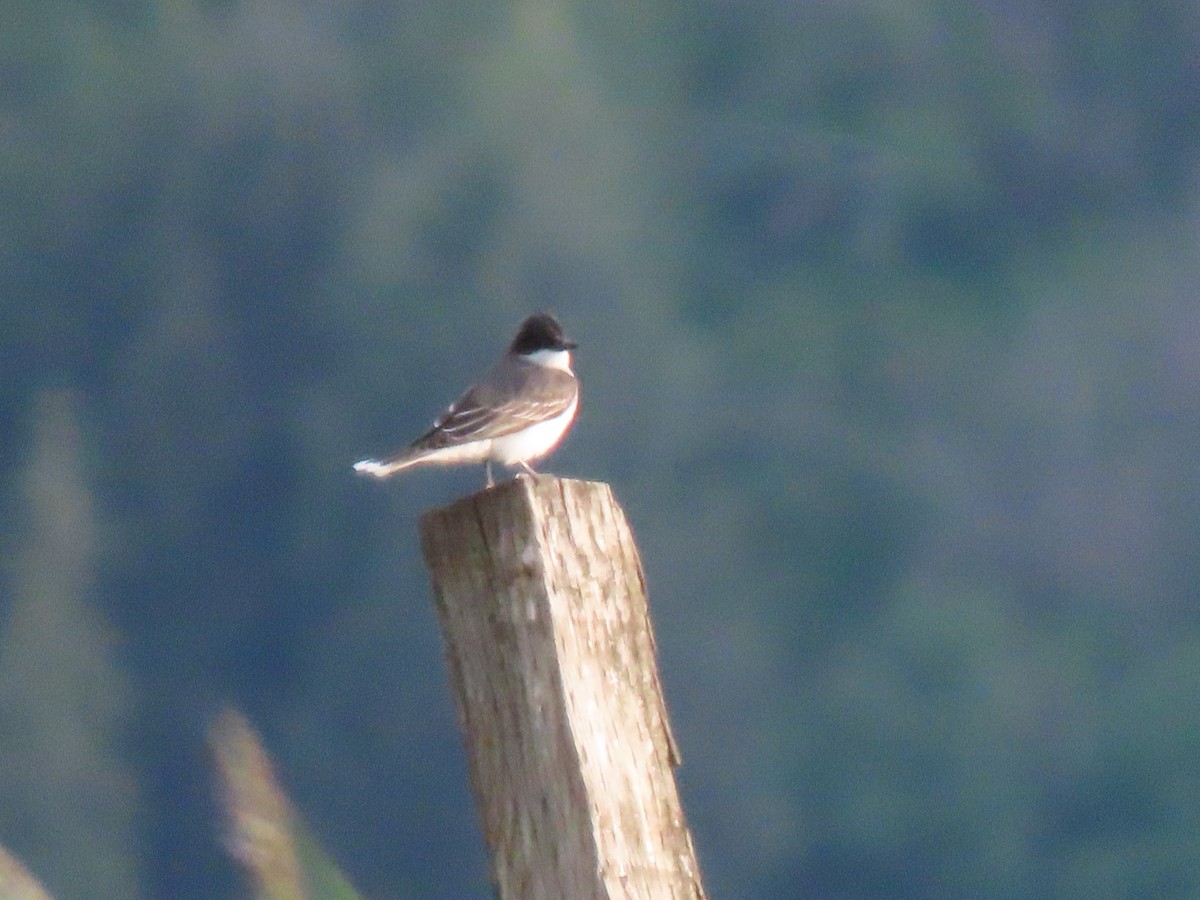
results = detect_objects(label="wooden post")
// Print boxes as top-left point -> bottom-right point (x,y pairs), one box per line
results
419,476 -> 706,900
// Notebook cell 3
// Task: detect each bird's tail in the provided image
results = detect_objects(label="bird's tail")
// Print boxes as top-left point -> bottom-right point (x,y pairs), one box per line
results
351,451 -> 423,478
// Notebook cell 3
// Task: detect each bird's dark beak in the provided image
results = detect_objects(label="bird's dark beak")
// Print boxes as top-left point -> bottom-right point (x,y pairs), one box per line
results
562,338 -> 578,350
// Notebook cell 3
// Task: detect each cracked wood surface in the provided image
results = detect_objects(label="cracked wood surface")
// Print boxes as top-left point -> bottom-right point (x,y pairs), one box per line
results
420,476 -> 705,900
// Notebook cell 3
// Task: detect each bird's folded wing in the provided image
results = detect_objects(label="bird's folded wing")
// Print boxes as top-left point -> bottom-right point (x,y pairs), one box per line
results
412,365 -> 577,450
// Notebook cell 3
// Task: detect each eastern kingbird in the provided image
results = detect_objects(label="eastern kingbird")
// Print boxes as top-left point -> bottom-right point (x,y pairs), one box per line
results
353,312 -> 579,487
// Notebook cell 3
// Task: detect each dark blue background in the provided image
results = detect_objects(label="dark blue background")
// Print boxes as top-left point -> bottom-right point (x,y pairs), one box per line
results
2,1 -> 1200,898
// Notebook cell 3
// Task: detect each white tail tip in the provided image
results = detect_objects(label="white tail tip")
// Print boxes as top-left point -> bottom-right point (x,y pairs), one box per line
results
352,459 -> 394,478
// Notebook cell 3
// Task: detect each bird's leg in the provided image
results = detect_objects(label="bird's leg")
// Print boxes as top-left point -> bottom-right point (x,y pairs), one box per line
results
485,461 -> 495,488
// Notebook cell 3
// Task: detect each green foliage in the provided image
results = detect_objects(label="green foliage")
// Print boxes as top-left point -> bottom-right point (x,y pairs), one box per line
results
1,0 -> 1199,898
212,708 -> 365,900
0,393 -> 139,899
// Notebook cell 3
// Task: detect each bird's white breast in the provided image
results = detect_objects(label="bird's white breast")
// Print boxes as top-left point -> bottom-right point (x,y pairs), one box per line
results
489,394 -> 579,465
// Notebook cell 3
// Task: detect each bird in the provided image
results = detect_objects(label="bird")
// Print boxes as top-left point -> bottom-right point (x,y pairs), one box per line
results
353,312 -> 579,488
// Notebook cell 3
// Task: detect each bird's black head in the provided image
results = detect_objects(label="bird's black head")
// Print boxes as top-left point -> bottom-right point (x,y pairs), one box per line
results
510,312 -> 577,355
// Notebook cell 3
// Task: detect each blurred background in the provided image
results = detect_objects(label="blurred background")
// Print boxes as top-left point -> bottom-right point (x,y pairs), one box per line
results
3,0 -> 1200,897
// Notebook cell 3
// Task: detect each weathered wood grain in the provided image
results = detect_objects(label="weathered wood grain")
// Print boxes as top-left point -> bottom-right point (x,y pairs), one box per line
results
420,476 -> 705,900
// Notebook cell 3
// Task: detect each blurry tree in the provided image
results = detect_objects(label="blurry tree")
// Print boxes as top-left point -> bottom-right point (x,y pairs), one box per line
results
0,391 -> 140,900
1,0 -> 1199,898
